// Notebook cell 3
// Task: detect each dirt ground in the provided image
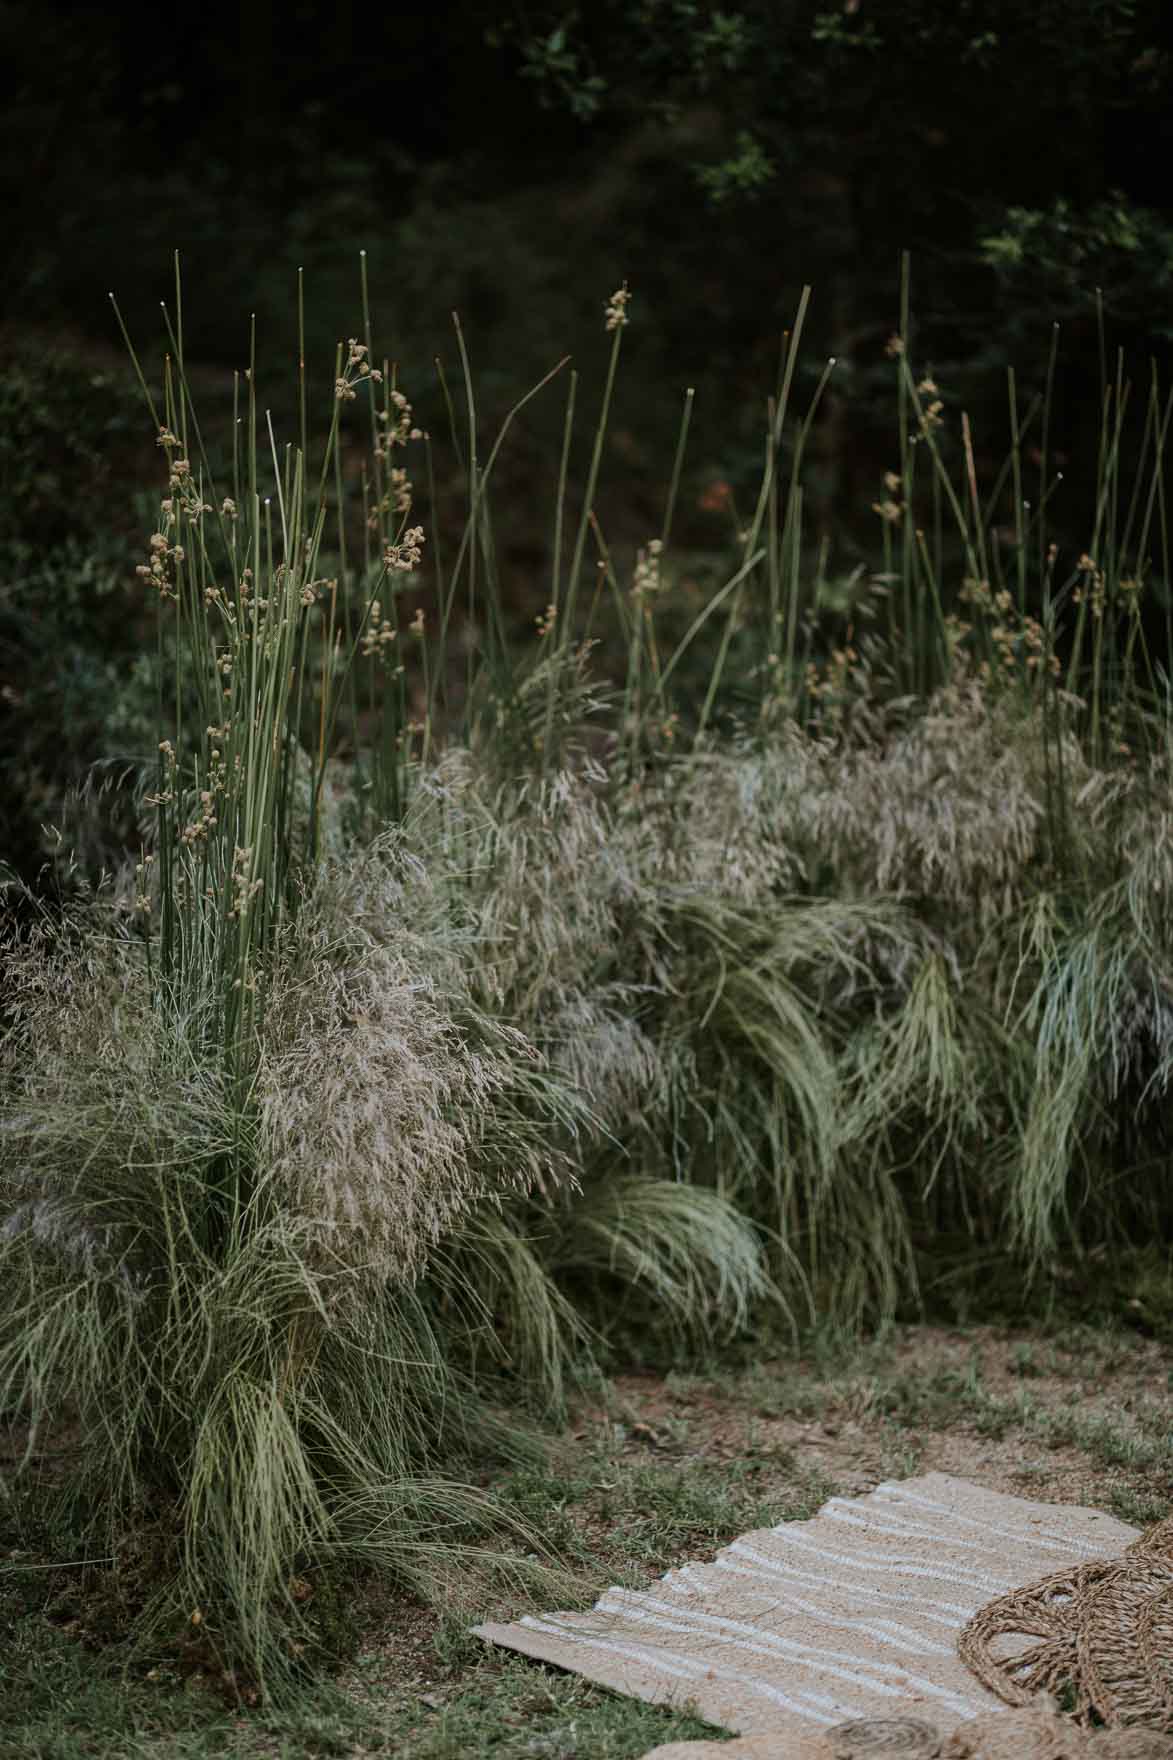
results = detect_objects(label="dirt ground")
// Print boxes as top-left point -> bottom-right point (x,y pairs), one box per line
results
346,1321 -> 1173,1720
589,1323 -> 1173,1507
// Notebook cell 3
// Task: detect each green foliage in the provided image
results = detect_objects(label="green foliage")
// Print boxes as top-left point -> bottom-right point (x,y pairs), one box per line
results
0,346 -> 156,881
0,1006 -> 571,1694
516,23 -> 609,119
692,129 -> 775,206
545,1175 -> 777,1346
496,0 -> 1162,218
489,0 -> 1172,471
0,350 -> 141,544
981,194 -> 1173,339
6,264 -> 1173,1705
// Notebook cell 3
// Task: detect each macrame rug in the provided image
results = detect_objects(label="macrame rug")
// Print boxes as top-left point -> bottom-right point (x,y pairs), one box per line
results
958,1513 -> 1173,1734
639,1702 -> 1173,1757
473,1472 -> 1141,1745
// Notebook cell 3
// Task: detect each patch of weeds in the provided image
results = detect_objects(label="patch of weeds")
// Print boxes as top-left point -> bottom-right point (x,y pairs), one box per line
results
1057,1327 -> 1138,1374
500,1426 -> 831,1583
1,1519 -> 386,1756
1009,1460 -> 1053,1486
867,1360 -> 1028,1442
1,1477 -> 370,1742
0,1480 -> 177,1667
1007,1342 -> 1045,1378
1040,1408 -> 1081,1451
741,1418 -> 795,1467
586,1455 -> 833,1571
496,1464 -> 582,1511
660,1371 -> 709,1405
1047,1327 -> 1152,1385
1031,1403 -> 1173,1485
654,1413 -> 694,1454
872,1365 -> 966,1426
294,1567 -> 371,1674
494,1466 -> 595,1562
876,1424 -> 924,1481
1132,1401 -> 1173,1441
0,1617 -> 239,1760
971,1398 -> 1023,1441
1078,1415 -> 1170,1475
739,1364 -> 827,1422
432,1607 -> 493,1676
254,1688 -> 388,1758
1107,1485 -> 1172,1528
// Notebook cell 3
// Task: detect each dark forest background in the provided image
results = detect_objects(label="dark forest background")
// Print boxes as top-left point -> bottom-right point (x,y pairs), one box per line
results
3,0 -> 1173,881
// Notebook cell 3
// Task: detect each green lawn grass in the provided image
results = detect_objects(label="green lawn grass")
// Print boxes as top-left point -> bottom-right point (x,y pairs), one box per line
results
5,1317 -> 1170,1759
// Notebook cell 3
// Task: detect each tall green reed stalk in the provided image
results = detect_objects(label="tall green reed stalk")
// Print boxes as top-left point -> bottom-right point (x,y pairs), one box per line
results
1,262 -> 794,1695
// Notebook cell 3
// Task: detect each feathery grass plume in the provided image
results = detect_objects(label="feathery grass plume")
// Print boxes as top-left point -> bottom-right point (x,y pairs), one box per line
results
319,746 -> 800,1346
396,754 -> 635,1020
0,919 -> 238,1289
387,758 -> 682,1156
256,927 -> 576,1284
470,631 -> 614,771
639,742 -> 813,902
320,756 -> 778,1347
598,749 -> 932,1320
389,739 -> 955,1327
302,806 -> 595,1189
799,679 -> 1061,917
543,987 -> 665,1139
0,913 -> 575,1693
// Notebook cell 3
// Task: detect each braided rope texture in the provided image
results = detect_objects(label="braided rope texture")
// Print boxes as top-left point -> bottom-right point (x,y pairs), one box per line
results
958,1518 -> 1173,1736
639,1703 -> 1173,1757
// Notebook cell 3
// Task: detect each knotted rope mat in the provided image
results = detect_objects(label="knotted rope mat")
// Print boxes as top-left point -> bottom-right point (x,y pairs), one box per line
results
642,1700 -> 1173,1757
958,1515 -> 1173,1736
820,1702 -> 1172,1755
825,1705 -> 1172,1755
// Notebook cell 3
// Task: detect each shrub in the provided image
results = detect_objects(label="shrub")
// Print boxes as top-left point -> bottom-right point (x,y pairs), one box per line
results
5,261 -> 1173,1695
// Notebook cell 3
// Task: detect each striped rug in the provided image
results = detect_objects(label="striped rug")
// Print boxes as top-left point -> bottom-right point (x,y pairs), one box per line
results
474,1472 -> 1139,1742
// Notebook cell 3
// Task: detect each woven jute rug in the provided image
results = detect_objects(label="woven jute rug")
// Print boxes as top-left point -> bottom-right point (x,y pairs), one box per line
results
473,1472 -> 1139,1743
